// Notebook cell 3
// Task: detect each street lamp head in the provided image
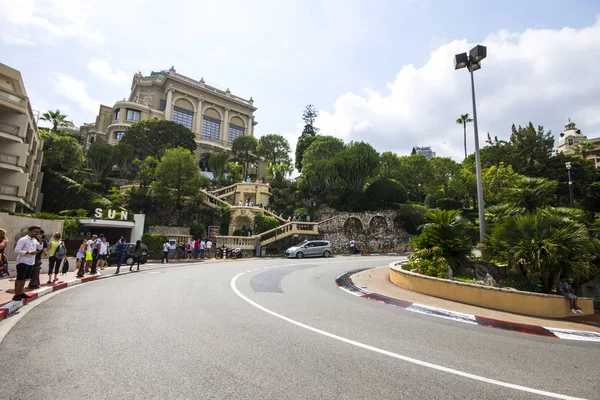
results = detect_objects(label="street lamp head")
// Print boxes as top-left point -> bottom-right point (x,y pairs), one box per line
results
565,162 -> 572,170
467,62 -> 481,72
469,45 -> 487,63
454,52 -> 469,70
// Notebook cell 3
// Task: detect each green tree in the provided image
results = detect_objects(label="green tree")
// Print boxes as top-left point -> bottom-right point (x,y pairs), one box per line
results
335,142 -> 380,193
503,177 -> 557,213
456,113 -> 473,159
231,135 -> 258,178
482,162 -> 523,205
267,162 -> 292,183
40,109 -> 73,133
40,130 -> 84,171
225,161 -> 243,184
253,214 -> 280,234
364,178 -> 408,209
301,136 -> 345,190
86,143 -> 116,181
509,123 -> 554,176
295,135 -> 318,172
152,147 -> 209,211
574,141 -> 595,159
395,154 -> 432,201
301,104 -> 319,138
208,152 -> 229,184
114,143 -> 135,178
121,120 -> 196,160
409,209 -> 473,273
428,157 -> 460,196
378,151 -> 401,179
257,134 -> 291,167
483,210 -> 595,293
214,204 -> 231,235
134,156 -> 159,188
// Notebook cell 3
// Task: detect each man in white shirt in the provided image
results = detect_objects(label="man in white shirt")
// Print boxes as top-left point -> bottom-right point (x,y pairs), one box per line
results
162,241 -> 170,263
200,239 -> 206,258
90,234 -> 102,274
13,226 -> 43,301
205,239 -> 212,258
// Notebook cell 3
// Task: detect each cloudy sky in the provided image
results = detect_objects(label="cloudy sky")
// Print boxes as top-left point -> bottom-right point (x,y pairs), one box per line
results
1,0 -> 600,162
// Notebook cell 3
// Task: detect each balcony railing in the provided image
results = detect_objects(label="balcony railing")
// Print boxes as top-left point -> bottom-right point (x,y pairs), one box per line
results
0,183 -> 19,196
0,121 -> 20,137
0,152 -> 19,166
0,87 -> 27,107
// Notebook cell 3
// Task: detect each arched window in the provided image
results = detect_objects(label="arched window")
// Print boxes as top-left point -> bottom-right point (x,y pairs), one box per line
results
202,108 -> 221,141
228,116 -> 246,145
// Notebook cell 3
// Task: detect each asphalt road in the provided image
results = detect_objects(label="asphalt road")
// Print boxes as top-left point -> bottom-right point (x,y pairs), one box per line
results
0,257 -> 598,400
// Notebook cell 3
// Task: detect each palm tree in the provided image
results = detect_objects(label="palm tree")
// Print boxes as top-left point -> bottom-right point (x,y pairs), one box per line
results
503,176 -> 557,213
456,114 -> 473,159
40,109 -> 74,133
574,141 -> 595,159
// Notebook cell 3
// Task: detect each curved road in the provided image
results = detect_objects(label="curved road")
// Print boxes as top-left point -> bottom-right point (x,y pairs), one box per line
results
0,257 -> 598,400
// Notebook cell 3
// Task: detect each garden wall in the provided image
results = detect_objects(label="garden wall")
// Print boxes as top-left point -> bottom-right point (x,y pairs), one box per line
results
389,262 -> 594,318
0,213 -> 64,261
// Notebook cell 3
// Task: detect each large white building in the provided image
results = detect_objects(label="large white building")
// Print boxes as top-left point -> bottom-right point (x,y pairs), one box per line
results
0,63 -> 44,212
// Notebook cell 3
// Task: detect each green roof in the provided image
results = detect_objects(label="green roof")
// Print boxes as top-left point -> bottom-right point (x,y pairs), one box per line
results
146,70 -> 167,78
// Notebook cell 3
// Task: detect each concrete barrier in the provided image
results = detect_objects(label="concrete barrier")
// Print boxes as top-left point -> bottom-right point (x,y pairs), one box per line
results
389,262 -> 594,318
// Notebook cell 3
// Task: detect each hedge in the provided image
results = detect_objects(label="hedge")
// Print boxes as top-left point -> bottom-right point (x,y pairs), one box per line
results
41,169 -> 112,214
254,214 -> 280,234
365,178 -> 408,209
395,203 -> 429,235
142,233 -> 168,258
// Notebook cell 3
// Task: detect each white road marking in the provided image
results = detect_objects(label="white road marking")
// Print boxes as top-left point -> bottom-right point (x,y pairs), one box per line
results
545,328 -> 600,342
405,304 -> 478,325
231,271 -> 588,400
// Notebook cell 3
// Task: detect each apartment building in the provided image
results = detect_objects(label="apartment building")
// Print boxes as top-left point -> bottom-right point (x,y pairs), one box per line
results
0,63 -> 44,212
414,146 -> 436,160
82,66 -> 266,178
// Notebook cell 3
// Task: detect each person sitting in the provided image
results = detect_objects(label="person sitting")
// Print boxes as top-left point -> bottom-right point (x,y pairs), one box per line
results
557,276 -> 582,314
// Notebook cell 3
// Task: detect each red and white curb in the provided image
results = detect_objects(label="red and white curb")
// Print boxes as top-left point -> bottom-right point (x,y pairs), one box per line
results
336,269 -> 600,343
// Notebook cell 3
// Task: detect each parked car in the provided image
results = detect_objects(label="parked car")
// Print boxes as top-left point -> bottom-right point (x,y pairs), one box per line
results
285,240 -> 333,259
106,243 -> 150,266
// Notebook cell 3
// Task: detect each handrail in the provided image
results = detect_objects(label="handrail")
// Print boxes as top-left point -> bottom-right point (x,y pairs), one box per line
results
258,222 -> 319,245
209,183 -> 238,198
200,189 -> 230,208
263,208 -> 286,223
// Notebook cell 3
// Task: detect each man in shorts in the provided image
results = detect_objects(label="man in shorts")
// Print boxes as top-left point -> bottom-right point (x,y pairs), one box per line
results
12,226 -> 43,301
85,235 -> 97,273
205,239 -> 212,258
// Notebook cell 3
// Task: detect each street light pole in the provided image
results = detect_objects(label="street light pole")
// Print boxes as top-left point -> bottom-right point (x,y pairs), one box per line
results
469,68 -> 486,241
455,45 -> 487,242
566,162 -> 574,208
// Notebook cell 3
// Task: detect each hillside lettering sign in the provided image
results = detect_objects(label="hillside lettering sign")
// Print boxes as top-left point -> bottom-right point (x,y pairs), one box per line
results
93,208 -> 129,220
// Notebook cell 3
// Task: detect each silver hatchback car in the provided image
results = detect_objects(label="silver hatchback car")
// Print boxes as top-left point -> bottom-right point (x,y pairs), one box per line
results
285,240 -> 333,259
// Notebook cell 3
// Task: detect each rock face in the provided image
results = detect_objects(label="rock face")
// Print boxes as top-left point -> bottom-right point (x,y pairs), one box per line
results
315,210 -> 410,254
463,260 -> 506,282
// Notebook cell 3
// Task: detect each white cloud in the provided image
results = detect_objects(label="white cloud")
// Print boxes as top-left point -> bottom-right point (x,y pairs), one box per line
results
52,73 -> 100,116
316,18 -> 600,160
87,57 -> 130,84
3,34 -> 35,46
0,0 -> 104,44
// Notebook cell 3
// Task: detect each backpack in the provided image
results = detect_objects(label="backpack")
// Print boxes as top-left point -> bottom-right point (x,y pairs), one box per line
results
55,241 -> 67,260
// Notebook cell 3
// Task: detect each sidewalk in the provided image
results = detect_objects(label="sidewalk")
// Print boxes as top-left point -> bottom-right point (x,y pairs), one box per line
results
349,266 -> 600,334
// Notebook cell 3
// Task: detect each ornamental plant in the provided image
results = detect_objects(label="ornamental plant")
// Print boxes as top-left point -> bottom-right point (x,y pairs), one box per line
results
407,247 -> 451,279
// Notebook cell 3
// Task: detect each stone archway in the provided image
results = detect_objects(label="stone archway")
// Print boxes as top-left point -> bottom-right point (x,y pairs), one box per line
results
231,215 -> 253,235
369,216 -> 388,235
343,217 -> 364,236
199,153 -> 210,172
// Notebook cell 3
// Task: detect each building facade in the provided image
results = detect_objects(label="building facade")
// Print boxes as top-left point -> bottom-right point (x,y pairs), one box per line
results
556,119 -> 600,168
82,67 -> 266,178
414,146 -> 436,160
0,63 -> 44,212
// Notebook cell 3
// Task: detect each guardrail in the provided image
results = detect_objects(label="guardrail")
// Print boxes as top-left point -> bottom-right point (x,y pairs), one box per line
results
0,152 -> 19,166
210,183 -> 238,198
200,189 -> 230,208
0,121 -> 20,137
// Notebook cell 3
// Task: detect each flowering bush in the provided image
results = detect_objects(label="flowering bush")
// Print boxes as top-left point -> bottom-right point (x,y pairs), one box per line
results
407,247 -> 451,279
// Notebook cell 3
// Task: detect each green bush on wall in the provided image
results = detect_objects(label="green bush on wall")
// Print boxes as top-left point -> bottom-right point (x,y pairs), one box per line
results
254,214 -> 280,234
141,233 -> 168,258
365,178 -> 408,209
42,170 -> 112,214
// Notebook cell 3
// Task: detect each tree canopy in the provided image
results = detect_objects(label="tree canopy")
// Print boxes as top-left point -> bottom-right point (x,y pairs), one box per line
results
257,134 -> 291,167
231,135 -> 258,178
87,143 -> 116,181
335,141 -> 380,193
121,120 -> 196,160
40,129 -> 84,171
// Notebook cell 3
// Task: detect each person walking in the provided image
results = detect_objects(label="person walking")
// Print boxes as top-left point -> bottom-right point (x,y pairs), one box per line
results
12,226 -> 43,301
97,236 -> 110,270
193,238 -> 200,259
162,240 -> 170,263
115,237 -> 127,274
84,234 -> 97,273
0,228 -> 9,277
130,240 -> 143,272
46,232 -> 64,284
200,239 -> 206,259
90,234 -> 102,275
75,240 -> 86,278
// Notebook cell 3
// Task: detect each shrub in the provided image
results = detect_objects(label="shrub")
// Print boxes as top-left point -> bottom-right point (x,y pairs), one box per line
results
395,203 -> 428,235
435,198 -> 463,210
190,222 -> 205,239
365,178 -> 408,209
254,214 -> 280,234
500,275 -> 542,293
141,233 -> 168,258
59,209 -> 88,217
293,207 -> 308,219
409,209 -> 473,273
41,169 -> 112,213
407,247 -> 450,278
